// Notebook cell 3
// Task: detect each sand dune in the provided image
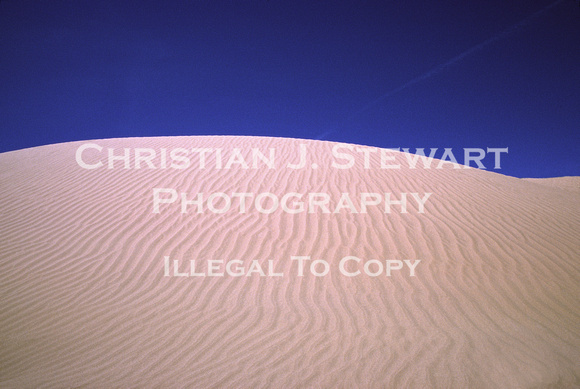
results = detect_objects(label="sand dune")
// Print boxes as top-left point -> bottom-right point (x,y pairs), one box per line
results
0,136 -> 578,388
523,177 -> 580,192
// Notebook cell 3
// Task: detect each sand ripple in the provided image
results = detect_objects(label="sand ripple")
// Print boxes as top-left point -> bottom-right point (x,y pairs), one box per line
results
0,136 -> 578,388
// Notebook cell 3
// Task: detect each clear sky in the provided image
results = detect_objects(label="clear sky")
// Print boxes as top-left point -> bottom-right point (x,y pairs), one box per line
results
1,0 -> 578,178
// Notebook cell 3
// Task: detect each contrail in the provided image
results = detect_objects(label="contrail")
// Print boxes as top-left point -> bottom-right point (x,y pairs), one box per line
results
342,0 -> 565,124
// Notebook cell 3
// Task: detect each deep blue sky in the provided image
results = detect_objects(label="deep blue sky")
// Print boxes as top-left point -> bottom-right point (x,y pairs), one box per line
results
1,0 -> 578,178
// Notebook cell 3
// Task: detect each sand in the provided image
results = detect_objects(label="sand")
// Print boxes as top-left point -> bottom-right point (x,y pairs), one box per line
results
0,136 -> 578,388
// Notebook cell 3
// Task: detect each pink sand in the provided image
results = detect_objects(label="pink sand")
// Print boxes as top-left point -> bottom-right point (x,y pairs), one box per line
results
0,136 -> 578,388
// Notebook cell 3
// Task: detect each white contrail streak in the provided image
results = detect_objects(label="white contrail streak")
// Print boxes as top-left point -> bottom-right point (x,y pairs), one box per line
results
343,0 -> 565,122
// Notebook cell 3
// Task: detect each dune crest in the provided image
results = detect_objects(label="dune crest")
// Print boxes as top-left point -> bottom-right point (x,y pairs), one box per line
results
1,136 -> 578,388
